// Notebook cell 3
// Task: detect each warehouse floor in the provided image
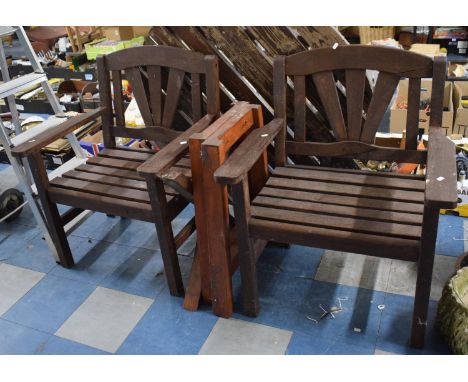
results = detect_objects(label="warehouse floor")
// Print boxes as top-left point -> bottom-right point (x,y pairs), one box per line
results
0,163 -> 463,355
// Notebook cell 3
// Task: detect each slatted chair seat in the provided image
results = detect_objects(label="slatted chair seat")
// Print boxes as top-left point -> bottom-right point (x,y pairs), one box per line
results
48,148 -> 192,223
250,165 -> 426,260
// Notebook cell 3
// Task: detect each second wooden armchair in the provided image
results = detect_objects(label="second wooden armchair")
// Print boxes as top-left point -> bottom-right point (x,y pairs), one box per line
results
11,45 -> 221,297
214,45 -> 457,348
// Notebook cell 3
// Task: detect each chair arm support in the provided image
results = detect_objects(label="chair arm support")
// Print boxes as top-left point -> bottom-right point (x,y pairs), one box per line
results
137,114 -> 216,178
425,127 -> 458,209
214,118 -> 284,185
11,107 -> 105,158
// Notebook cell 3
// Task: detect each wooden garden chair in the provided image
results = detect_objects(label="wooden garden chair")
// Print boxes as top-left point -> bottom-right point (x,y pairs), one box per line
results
11,45 -> 220,297
214,45 -> 457,348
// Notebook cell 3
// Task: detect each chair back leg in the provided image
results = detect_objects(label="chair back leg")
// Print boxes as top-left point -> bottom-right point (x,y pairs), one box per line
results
410,207 -> 440,348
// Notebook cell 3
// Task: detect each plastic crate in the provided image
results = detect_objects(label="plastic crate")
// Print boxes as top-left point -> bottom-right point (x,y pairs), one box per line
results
85,36 -> 145,60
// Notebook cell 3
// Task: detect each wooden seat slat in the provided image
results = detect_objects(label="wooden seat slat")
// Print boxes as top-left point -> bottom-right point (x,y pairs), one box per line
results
252,195 -> 423,225
266,175 -> 424,203
249,218 -> 420,261
99,148 -> 155,162
273,166 -> 425,191
250,205 -> 422,239
75,164 -> 144,181
259,187 -> 424,214
49,186 -> 155,222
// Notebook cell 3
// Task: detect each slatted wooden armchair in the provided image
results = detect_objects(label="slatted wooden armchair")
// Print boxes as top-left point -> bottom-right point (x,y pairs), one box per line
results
214,45 -> 457,348
11,45 -> 220,297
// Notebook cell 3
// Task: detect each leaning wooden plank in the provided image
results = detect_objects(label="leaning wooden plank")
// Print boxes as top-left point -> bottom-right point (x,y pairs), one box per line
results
249,219 -> 420,261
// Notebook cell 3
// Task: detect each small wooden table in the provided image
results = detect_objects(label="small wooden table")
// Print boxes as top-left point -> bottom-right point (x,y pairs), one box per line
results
183,102 -> 269,317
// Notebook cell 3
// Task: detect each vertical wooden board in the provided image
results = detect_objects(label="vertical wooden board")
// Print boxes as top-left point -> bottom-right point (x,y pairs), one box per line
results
247,105 -> 269,198
96,55 -> 115,148
188,136 -> 212,303
406,78 -> 421,150
204,55 -> 220,116
429,56 -> 447,128
202,144 -> 233,318
147,65 -> 162,126
111,70 -> 125,127
162,68 -> 185,128
345,69 -> 366,141
191,72 -> 202,122
273,56 -> 287,166
126,67 -> 154,127
360,72 -> 400,143
312,71 -> 347,140
293,75 -> 306,141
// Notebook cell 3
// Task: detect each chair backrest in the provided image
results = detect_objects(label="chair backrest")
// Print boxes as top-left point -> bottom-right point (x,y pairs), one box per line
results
97,45 -> 220,148
273,45 -> 447,166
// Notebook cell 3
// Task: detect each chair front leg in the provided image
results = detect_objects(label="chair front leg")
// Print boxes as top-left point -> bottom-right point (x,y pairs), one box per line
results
145,175 -> 184,297
27,151 -> 74,268
231,175 -> 259,317
410,206 -> 440,348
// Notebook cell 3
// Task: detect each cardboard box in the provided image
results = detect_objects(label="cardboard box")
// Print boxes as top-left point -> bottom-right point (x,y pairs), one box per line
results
453,81 -> 468,136
389,79 -> 454,135
102,26 -> 134,41
409,43 -> 442,58
440,180 -> 468,217
132,26 -> 151,37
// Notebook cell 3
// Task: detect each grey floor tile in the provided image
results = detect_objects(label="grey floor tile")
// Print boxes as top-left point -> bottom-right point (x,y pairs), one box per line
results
314,250 -> 391,292
55,286 -> 153,353
199,318 -> 292,355
386,255 -> 456,301
0,263 -> 44,316
374,348 -> 399,355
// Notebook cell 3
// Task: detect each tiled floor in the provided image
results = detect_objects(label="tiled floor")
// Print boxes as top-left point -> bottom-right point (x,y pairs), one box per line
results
0,171 -> 464,354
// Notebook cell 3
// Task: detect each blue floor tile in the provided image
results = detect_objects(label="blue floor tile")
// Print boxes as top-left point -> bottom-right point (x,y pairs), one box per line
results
257,244 -> 324,278
0,225 -> 40,261
36,335 -> 108,355
376,293 -> 450,355
436,215 -> 464,258
117,291 -> 217,355
3,274 -> 95,333
0,318 -> 50,355
49,239 -> 140,285
286,332 -> 333,354
232,270 -> 385,344
4,232 -> 83,274
100,246 -> 167,299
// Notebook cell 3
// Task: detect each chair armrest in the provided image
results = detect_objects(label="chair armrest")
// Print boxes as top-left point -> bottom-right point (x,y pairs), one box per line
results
137,114 -> 216,178
214,118 -> 284,185
11,107 -> 105,158
425,127 -> 458,209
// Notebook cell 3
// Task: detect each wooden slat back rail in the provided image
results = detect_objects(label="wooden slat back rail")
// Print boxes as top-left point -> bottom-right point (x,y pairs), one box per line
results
97,46 -> 219,147
273,45 -> 445,165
